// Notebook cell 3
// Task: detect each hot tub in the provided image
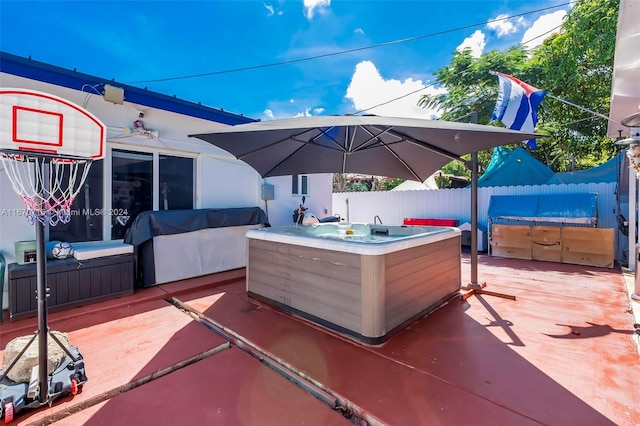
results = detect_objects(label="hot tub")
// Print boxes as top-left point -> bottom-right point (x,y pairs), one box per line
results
246,223 -> 462,344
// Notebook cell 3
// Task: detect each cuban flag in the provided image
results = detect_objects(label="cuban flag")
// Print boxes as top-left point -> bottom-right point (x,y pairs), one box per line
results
492,72 -> 546,149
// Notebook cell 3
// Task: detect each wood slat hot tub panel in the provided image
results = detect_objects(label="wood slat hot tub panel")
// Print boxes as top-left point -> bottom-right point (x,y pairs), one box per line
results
248,239 -> 363,332
386,242 -> 458,281
249,260 -> 361,301
249,281 -> 362,331
384,236 -> 461,331
385,260 -> 460,308
249,248 -> 362,288
248,267 -> 362,314
360,254 -> 386,338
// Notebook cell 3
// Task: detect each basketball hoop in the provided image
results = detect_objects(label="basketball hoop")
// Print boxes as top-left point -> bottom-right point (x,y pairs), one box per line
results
0,89 -> 103,418
0,150 -> 93,226
0,88 -> 105,226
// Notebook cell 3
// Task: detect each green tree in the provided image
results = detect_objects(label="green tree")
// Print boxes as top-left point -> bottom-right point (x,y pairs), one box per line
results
382,178 -> 404,191
419,0 -> 619,173
418,47 -> 530,173
333,173 -> 347,192
419,46 -> 530,125
528,0 -> 618,171
441,159 -> 469,178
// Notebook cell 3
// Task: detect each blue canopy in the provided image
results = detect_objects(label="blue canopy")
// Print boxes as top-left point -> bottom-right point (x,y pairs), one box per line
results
476,147 -> 624,188
477,146 -> 554,187
546,152 -> 625,184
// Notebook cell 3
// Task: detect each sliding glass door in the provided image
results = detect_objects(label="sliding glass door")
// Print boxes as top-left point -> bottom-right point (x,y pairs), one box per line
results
111,150 -> 153,240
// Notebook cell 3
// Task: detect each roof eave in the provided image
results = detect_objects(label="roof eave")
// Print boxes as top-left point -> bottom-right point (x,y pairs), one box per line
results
0,51 -> 258,126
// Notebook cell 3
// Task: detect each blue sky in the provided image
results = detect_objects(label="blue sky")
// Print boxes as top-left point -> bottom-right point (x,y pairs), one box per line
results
0,1 -> 571,121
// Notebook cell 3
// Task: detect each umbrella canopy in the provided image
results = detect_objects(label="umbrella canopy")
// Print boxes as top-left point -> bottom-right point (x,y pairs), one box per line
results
190,115 -> 544,181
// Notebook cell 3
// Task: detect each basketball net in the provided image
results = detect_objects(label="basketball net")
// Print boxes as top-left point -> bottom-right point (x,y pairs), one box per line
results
0,152 -> 92,226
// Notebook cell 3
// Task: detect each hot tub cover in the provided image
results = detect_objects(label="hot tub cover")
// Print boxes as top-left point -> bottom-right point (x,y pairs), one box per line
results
487,193 -> 598,225
123,207 -> 270,247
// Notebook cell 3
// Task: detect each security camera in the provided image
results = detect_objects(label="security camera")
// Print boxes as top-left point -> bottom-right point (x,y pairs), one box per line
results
137,111 -> 145,118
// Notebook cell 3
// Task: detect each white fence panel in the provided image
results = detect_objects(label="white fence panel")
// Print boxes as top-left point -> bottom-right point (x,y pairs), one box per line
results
334,182 -> 618,227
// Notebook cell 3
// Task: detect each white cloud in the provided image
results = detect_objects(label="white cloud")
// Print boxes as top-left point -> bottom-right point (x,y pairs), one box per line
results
261,102 -> 322,120
263,2 -> 282,16
294,108 -> 313,117
303,0 -> 330,19
487,14 -> 524,37
456,30 -> 486,58
345,61 -> 446,119
354,28 -> 365,35
521,10 -> 566,49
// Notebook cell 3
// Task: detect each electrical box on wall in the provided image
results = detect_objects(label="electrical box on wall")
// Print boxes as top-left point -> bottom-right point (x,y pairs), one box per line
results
103,84 -> 124,104
261,183 -> 275,201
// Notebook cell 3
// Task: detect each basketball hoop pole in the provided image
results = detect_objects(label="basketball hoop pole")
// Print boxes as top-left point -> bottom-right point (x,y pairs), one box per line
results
35,158 -> 50,404
35,220 -> 49,403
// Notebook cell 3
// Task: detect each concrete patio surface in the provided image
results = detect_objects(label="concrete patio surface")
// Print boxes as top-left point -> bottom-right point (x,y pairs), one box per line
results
1,254 -> 639,425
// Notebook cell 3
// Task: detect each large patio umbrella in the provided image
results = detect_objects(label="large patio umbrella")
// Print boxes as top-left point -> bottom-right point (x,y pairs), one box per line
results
189,115 -> 542,182
190,115 -> 544,291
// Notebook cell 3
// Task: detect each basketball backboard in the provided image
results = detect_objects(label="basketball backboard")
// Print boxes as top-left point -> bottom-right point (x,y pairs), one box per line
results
0,88 -> 106,159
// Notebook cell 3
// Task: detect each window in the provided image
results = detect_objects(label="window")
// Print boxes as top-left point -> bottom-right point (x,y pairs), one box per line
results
292,174 -> 309,196
159,155 -> 194,210
49,160 -> 104,242
54,149 -> 196,242
111,150 -> 153,240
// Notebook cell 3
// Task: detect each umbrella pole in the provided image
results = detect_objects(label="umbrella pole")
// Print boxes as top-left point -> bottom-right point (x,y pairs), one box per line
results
464,113 -> 514,300
471,150 -> 479,285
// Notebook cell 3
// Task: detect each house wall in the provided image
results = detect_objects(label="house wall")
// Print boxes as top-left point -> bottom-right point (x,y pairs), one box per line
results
0,71 -> 333,310
264,174 -> 334,227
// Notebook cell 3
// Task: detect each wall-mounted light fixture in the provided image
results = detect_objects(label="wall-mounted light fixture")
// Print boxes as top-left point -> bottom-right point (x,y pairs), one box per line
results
103,84 -> 124,104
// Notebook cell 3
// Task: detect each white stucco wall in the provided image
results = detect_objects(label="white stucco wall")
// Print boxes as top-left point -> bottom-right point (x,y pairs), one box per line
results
264,174 -> 334,227
198,155 -> 263,208
0,72 -> 333,311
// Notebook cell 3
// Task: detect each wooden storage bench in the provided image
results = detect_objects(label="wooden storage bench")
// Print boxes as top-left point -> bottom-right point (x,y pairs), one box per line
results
8,254 -> 134,321
487,193 -> 614,267
490,224 -> 614,268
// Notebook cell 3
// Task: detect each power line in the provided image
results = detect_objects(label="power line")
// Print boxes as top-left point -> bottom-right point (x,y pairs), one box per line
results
355,84 -> 437,115
367,0 -> 610,120
355,20 -> 566,115
126,1 -> 574,84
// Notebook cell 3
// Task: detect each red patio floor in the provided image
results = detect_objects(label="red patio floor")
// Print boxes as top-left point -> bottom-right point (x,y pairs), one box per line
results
1,255 -> 639,425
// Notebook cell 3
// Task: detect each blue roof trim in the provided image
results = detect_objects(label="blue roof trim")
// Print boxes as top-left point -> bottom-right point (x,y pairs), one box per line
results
0,51 -> 257,125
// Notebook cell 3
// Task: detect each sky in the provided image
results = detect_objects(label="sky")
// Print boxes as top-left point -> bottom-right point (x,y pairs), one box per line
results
0,0 -> 571,122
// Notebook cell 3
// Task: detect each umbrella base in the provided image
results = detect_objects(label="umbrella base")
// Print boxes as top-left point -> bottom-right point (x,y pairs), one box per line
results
462,282 -> 516,300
